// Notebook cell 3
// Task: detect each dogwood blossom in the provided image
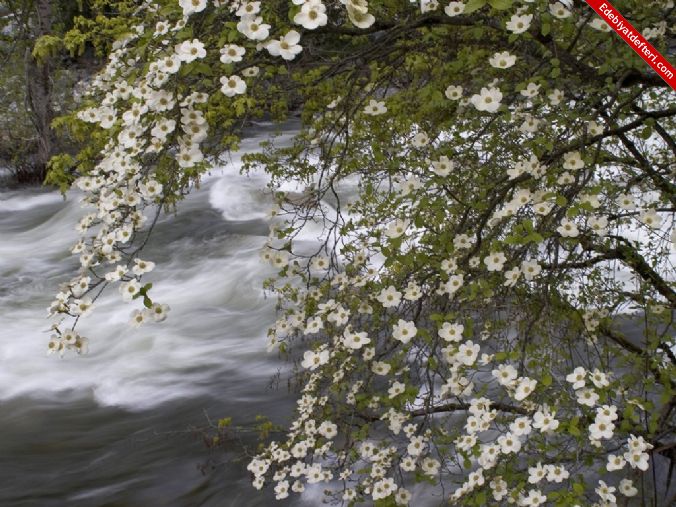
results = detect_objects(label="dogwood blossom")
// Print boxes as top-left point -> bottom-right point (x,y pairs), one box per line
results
470,87 -> 503,113
294,0 -> 328,30
506,13 -> 533,34
220,75 -> 247,96
266,31 -> 303,61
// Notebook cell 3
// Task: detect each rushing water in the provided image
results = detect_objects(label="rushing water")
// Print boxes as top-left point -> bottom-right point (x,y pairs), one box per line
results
0,125 -> 320,506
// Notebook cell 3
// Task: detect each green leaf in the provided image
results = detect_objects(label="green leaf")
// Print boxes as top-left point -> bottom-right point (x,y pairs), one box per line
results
463,0 -> 487,14
541,373 -> 552,387
541,23 -> 551,36
488,0 -> 512,10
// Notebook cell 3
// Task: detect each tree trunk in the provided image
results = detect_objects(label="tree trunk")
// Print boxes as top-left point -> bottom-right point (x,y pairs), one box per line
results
24,0 -> 55,182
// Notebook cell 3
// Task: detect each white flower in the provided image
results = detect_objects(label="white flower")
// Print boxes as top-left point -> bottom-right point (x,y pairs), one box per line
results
421,457 -> 440,476
438,274 -> 463,295
129,309 -> 148,328
520,489 -> 546,506
548,88 -> 564,105
267,30 -> 303,60
179,0 -> 207,16
493,364 -> 518,386
445,85 -> 463,100
514,377 -> 537,401
151,119 -> 176,140
274,480 -> 289,500
520,260 -> 541,280
519,114 -> 541,133
403,281 -> 422,301
606,454 -> 626,471
372,477 -> 397,500
520,82 -> 541,98
295,0 -> 328,30
565,366 -> 587,389
590,17 -> 611,32
533,201 -> 553,215
453,234 -> 471,249
175,39 -> 206,62
587,120 -> 603,136
546,465 -> 569,483
372,361 -> 391,375
388,381 -> 406,398
589,420 -> 615,440
625,450 -> 650,470
132,258 -> 155,276
342,489 -> 356,501
70,297 -> 94,317
385,218 -> 409,238
576,388 -> 599,407
506,14 -> 533,34
444,1 -> 465,17
563,150 -> 584,170
484,251 -> 507,271
412,132 -> 430,147
220,44 -> 245,63
503,266 -> 521,287
590,369 -> 610,388
431,155 -> 454,176
347,1 -> 375,28
407,435 -> 426,456
616,193 -> 637,210
236,2 -> 260,17
595,480 -> 616,504
231,65 -> 254,78
619,478 -> 638,497
438,322 -> 464,342
343,329 -> 370,349
364,99 -> 387,115
457,340 -> 480,366
220,75 -> 247,96
557,218 -> 579,237
470,87 -> 503,113
528,462 -> 546,484
154,21 -> 169,36
510,416 -> 532,436
550,2 -> 571,19
176,144 -> 204,167
588,215 -> 608,236
301,349 -> 330,370
237,15 -> 271,40
533,408 -> 559,433
395,488 -> 411,506
70,276 -> 90,298
120,280 -> 141,302
640,209 -> 662,228
490,477 -> 508,501
420,0 -> 439,13
498,432 -> 521,454
376,285 -> 402,308
149,303 -> 170,322
393,319 -> 417,344
489,51 -> 516,69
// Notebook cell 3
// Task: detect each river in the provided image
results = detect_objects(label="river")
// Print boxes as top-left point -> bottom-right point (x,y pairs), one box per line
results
0,124 -> 319,506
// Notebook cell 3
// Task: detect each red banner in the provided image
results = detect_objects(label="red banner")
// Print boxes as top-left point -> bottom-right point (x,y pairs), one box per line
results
584,0 -> 676,90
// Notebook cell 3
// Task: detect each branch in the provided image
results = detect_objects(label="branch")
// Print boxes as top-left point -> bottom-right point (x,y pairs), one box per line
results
588,239 -> 675,307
